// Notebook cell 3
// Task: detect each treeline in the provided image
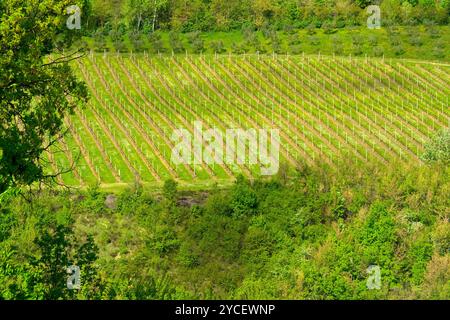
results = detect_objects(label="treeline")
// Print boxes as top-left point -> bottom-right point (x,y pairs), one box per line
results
83,0 -> 449,34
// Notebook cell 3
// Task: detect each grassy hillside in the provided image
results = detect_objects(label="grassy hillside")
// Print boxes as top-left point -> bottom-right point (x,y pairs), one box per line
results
46,54 -> 450,190
2,1 -> 449,303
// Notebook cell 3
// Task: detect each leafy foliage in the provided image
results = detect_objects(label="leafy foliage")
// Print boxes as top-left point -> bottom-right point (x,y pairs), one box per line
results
0,0 -> 89,193
1,160 -> 448,299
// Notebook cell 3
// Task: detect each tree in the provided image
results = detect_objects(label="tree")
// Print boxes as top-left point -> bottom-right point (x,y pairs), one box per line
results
90,0 -> 125,28
187,31 -> 205,53
148,31 -> 166,53
209,40 -> 225,53
421,128 -> 450,165
168,31 -> 184,53
124,0 -> 152,32
0,224 -> 103,299
210,0 -> 250,31
0,0 -> 89,194
231,176 -> 258,217
252,0 -> 277,28
151,0 -> 169,32
354,0 -> 372,8
163,179 -> 178,204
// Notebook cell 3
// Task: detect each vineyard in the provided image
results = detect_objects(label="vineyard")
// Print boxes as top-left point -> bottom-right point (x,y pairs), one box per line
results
46,54 -> 450,189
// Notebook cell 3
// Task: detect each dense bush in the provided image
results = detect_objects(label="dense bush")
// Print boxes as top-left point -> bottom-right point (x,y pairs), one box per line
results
421,128 -> 450,164
85,0 -> 448,35
0,159 -> 448,299
168,32 -> 185,54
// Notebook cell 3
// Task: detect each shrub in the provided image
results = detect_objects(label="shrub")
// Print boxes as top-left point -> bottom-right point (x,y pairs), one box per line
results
242,24 -> 256,39
427,26 -> 441,39
321,21 -> 337,34
408,240 -> 433,285
331,36 -> 343,54
209,40 -> 225,54
308,35 -> 320,46
130,33 -> 144,51
151,224 -> 179,254
169,32 -> 185,53
290,45 -> 302,55
0,208 -> 15,242
163,179 -> 178,204
418,255 -> 450,299
409,36 -> 423,46
368,35 -> 378,46
421,129 -> 450,164
393,45 -> 405,56
148,31 -> 165,53
231,42 -> 246,54
352,44 -> 363,56
283,24 -> 296,34
332,191 -> 351,220
93,33 -> 107,51
191,38 -> 205,53
432,47 -> 445,58
351,34 -> 363,46
109,29 -> 123,43
230,177 -> 258,217
288,33 -> 301,45
271,39 -> 283,53
432,221 -> 450,256
114,41 -> 126,53
177,243 -> 200,268
261,23 -> 275,39
306,23 -> 316,35
187,32 -> 205,53
372,46 -> 384,57
204,192 -> 232,216
389,36 -> 401,46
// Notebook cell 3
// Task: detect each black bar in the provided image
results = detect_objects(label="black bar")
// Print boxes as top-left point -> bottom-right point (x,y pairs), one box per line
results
0,300 -> 444,319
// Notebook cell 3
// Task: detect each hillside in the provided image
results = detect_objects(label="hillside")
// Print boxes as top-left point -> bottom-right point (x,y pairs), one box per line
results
1,1 -> 450,303
46,54 -> 450,190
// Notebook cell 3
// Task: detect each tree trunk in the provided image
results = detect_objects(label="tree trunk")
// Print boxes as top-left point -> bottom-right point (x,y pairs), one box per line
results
137,12 -> 142,31
152,0 -> 157,32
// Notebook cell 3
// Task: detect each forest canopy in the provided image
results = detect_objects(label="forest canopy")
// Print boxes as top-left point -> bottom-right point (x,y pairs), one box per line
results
85,0 -> 449,33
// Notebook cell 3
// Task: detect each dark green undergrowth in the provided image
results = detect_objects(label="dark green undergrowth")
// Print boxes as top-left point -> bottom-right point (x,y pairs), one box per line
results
0,159 -> 449,299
